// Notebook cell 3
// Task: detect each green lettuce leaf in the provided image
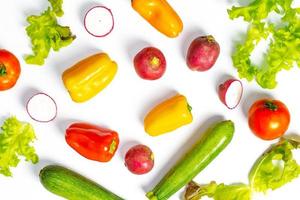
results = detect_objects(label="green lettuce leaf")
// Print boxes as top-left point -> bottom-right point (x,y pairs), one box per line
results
25,0 -> 75,66
49,0 -> 64,17
0,117 -> 39,177
185,181 -> 251,200
228,0 -> 300,89
249,138 -> 300,193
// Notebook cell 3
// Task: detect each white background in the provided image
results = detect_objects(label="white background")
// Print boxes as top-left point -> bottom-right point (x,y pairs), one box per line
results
0,0 -> 300,199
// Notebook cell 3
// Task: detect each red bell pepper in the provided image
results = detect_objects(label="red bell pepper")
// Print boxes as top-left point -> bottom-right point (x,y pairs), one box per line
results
65,123 -> 119,162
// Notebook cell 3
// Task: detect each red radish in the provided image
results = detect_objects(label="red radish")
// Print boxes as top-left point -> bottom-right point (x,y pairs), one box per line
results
84,6 -> 114,37
134,47 -> 166,80
125,144 -> 154,175
26,93 -> 57,123
218,79 -> 243,109
187,35 -> 220,71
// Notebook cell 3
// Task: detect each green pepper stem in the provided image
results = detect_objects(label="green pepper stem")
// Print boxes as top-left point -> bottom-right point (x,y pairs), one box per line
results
187,103 -> 192,112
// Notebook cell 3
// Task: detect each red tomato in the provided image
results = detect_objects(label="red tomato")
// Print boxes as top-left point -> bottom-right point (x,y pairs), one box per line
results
248,99 -> 290,140
0,49 -> 21,91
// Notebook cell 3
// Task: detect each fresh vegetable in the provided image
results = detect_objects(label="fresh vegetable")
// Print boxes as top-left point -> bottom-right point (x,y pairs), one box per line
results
84,6 -> 114,37
26,93 -> 57,123
65,122 -> 119,162
131,0 -> 183,38
146,120 -> 235,200
248,99 -> 290,140
62,53 -> 118,103
134,47 -> 166,80
0,49 -> 21,91
49,0 -> 64,17
184,181 -> 251,200
40,165 -> 124,200
0,117 -> 38,177
218,79 -> 243,109
25,0 -> 75,65
228,0 -> 300,89
186,36 -> 220,71
125,144 -> 154,175
144,94 -> 193,136
249,138 -> 300,193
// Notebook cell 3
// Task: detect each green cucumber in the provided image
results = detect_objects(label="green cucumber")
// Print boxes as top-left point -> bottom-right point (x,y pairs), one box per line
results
40,165 -> 124,200
146,120 -> 235,200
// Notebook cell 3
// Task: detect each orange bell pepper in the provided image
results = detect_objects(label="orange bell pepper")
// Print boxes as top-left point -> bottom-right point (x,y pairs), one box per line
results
132,0 -> 183,38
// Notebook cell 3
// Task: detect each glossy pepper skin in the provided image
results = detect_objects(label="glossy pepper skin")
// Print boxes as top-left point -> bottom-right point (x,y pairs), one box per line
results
62,53 -> 117,103
132,0 -> 183,38
65,123 -> 119,162
144,94 -> 193,136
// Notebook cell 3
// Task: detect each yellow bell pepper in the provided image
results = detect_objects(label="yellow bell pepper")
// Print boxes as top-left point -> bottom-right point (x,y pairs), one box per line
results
62,53 -> 117,103
132,0 -> 183,38
144,94 -> 193,136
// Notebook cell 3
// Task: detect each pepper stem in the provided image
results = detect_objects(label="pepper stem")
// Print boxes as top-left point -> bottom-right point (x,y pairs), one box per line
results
109,139 -> 117,154
0,63 -> 7,76
264,101 -> 278,111
187,103 -> 192,112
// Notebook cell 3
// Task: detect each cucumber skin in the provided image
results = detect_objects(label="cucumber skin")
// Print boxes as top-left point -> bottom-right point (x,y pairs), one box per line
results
40,165 -> 124,200
146,120 -> 235,200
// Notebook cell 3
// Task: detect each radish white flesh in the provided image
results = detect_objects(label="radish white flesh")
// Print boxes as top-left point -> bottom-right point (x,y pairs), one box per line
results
218,79 -> 243,109
26,93 -> 57,123
84,6 -> 114,37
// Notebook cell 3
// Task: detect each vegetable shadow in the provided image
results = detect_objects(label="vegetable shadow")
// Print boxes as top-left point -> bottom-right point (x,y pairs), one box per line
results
180,28 -> 206,60
29,158 -> 59,180
20,87 -> 41,107
125,39 -> 151,62
55,118 -> 80,137
139,89 -> 178,124
241,91 -> 273,118
79,1 -> 101,27
51,46 -> 101,78
142,115 -> 224,192
118,140 -> 140,160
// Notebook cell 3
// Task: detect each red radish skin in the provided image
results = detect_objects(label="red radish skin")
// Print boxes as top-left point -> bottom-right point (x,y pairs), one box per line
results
218,79 -> 243,109
187,35 -> 220,71
84,6 -> 114,38
26,93 -> 58,123
134,47 -> 166,80
125,144 -> 154,175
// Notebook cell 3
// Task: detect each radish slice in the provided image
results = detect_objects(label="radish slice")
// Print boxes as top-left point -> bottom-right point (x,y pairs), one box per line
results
218,79 -> 243,109
26,93 -> 57,123
84,6 -> 114,37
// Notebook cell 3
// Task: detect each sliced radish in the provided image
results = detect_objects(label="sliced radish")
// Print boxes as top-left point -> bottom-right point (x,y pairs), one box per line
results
26,93 -> 57,123
84,6 -> 114,37
218,79 -> 243,109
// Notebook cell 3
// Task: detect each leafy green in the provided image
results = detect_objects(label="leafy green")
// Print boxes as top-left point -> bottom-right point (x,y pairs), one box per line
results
49,0 -> 64,17
228,0 -> 300,89
0,117 -> 39,177
25,0 -> 75,66
249,138 -> 300,193
184,181 -> 251,200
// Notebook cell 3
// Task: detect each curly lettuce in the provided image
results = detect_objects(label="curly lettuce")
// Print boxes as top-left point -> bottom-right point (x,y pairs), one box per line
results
185,181 -> 251,200
249,138 -> 300,193
228,0 -> 300,89
0,117 -> 39,177
25,0 -> 75,65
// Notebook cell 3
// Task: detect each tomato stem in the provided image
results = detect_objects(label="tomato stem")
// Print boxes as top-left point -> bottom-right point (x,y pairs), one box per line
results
0,63 -> 7,76
265,101 -> 278,111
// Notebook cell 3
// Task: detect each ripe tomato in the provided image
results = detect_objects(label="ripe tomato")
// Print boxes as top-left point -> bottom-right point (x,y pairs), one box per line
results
0,49 -> 21,91
248,99 -> 290,140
